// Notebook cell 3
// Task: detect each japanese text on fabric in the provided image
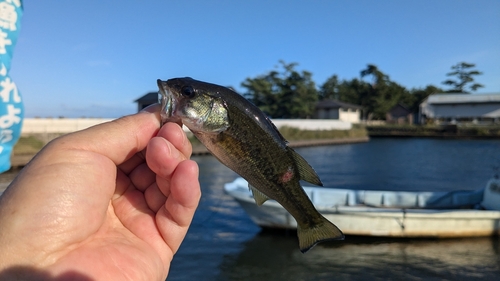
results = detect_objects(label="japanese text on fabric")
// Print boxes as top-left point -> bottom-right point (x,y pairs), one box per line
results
0,0 -> 23,173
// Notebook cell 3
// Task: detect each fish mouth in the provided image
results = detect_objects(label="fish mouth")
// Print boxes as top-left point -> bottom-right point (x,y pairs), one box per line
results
157,79 -> 174,125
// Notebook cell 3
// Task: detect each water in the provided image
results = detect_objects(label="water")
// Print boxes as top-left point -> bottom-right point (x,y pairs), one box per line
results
168,138 -> 500,281
2,138 -> 499,280
301,138 -> 500,191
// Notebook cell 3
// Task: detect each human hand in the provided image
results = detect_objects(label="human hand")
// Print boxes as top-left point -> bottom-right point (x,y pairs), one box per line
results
0,105 -> 201,280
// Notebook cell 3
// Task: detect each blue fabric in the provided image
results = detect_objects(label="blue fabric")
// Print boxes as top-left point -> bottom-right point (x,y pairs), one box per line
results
0,0 -> 23,173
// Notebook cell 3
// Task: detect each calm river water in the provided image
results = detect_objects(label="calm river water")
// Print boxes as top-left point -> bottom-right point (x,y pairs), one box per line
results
1,138 -> 499,280
168,138 -> 500,281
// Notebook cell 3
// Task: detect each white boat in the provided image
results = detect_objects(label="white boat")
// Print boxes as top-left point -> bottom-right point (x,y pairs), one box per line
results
224,177 -> 500,237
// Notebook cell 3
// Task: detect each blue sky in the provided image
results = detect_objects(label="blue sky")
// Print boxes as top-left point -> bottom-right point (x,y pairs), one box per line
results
10,0 -> 500,118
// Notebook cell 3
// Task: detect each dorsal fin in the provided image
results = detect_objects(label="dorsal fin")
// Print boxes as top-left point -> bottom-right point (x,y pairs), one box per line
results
288,148 -> 323,186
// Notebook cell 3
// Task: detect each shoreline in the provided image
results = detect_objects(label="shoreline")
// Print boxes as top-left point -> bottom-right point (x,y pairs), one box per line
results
9,137 -> 370,168
367,125 -> 500,139
191,136 -> 370,155
369,134 -> 500,139
11,131 -> 499,169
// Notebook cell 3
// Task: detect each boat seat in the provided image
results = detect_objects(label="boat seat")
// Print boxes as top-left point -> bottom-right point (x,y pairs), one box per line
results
301,180 -> 486,209
357,191 -> 384,207
481,178 -> 500,210
417,192 -> 447,207
310,188 -> 357,207
357,189 -> 484,209
424,189 -> 484,208
358,191 -> 420,208
382,192 -> 420,207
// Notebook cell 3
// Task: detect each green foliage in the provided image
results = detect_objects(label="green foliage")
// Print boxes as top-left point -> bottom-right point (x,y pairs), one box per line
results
320,65 -> 422,120
319,65 -> 447,120
277,125 -> 368,140
241,61 -> 318,118
406,85 -> 443,112
336,78 -> 371,106
367,124 -> 445,136
319,74 -> 340,100
360,64 -> 410,120
242,60 -> 482,122
367,124 -> 500,137
442,62 -> 484,93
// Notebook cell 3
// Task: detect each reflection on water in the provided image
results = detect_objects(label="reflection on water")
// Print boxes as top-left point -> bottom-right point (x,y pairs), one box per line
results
4,138 -> 498,280
168,155 -> 261,281
167,138 -> 500,281
220,233 -> 500,280
299,138 -> 500,191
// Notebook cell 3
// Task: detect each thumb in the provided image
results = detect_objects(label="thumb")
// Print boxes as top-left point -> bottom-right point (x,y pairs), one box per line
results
47,105 -> 162,166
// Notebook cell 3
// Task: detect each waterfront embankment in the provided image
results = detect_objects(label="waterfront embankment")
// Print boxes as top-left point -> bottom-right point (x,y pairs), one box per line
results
11,118 -> 369,168
367,124 -> 500,139
191,136 -> 369,155
10,136 -> 369,168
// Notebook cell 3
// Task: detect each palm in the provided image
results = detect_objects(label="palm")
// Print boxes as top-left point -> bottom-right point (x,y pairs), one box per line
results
0,116 -> 200,281
44,167 -> 172,280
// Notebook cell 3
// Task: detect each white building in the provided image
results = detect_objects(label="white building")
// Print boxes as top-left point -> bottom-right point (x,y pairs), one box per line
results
315,99 -> 362,124
419,93 -> 500,124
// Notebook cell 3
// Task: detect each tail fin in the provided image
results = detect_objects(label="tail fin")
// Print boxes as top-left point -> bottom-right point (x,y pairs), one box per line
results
297,216 -> 344,253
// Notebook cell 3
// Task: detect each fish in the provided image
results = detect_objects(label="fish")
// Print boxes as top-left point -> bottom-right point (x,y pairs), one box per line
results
157,77 -> 344,252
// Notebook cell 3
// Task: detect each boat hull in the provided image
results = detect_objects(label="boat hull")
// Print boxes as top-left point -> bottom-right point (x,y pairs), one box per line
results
225,178 -> 500,238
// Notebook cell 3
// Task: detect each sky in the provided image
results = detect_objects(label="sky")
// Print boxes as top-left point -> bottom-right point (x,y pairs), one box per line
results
9,0 -> 500,118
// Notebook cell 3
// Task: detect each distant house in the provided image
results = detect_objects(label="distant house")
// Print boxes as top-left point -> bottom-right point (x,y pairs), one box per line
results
419,93 -> 500,124
386,103 -> 414,124
315,99 -> 361,123
135,92 -> 158,112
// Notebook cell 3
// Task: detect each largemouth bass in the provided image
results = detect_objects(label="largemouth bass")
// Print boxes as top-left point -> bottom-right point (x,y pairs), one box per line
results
157,77 -> 344,252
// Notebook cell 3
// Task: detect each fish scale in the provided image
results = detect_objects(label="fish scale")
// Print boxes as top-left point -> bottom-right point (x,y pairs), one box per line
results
157,77 -> 344,252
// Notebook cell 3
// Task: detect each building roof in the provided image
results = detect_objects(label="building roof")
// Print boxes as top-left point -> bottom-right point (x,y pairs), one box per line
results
388,103 -> 412,117
427,93 -> 500,104
135,92 -> 158,103
316,99 -> 362,109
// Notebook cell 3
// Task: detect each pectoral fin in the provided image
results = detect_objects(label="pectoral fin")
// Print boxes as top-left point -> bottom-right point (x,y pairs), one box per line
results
288,148 -> 323,186
249,184 -> 270,206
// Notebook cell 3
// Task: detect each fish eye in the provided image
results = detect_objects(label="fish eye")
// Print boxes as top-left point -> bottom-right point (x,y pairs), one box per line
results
181,86 -> 196,98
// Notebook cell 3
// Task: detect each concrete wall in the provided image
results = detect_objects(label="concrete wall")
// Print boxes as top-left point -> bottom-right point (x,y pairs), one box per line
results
339,109 -> 361,124
21,117 -> 353,135
271,119 -> 352,130
21,118 -> 114,134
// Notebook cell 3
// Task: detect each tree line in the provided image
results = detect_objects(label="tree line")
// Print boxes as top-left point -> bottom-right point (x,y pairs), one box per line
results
241,61 -> 483,120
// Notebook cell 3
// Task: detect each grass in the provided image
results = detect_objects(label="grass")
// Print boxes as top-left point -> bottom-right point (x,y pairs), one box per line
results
13,136 -> 46,155
12,126 -> 368,156
278,125 -> 367,141
366,124 -> 500,137
188,125 -> 368,146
